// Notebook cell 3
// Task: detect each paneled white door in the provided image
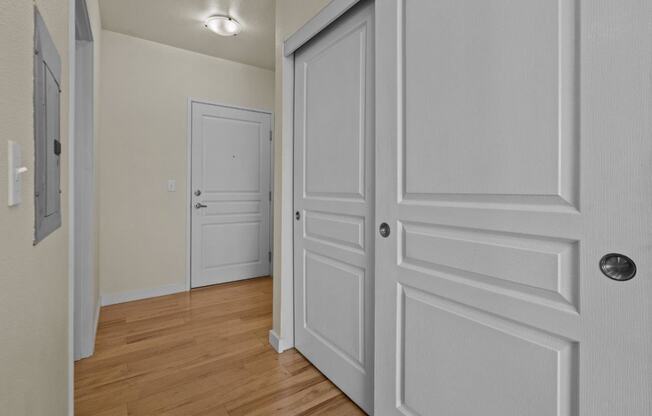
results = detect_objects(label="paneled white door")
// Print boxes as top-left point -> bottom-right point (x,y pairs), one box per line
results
375,1 -> 652,415
293,1 -> 374,413
191,102 -> 271,288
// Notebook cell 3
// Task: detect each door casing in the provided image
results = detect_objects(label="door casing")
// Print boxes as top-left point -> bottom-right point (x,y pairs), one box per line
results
73,0 -> 98,362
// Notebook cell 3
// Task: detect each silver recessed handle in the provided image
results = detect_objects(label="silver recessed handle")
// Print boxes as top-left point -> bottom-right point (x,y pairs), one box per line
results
379,222 -> 390,238
195,203 -> 207,209
600,253 -> 637,281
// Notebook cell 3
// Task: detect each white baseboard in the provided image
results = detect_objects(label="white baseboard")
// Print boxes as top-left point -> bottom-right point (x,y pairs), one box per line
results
77,296 -> 102,360
101,283 -> 187,306
269,329 -> 293,353
91,299 -> 100,354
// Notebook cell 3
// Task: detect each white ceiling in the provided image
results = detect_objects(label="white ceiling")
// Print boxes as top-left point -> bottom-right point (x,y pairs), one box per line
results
99,0 -> 276,70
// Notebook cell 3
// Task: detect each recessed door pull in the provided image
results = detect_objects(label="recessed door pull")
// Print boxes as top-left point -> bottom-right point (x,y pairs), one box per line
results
600,253 -> 636,281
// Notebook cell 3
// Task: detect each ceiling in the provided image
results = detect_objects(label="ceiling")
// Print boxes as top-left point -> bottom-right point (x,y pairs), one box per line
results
99,0 -> 276,70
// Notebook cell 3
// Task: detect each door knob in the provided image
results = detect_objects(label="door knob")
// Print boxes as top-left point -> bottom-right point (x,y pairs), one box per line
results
195,203 -> 207,209
379,222 -> 390,238
295,211 -> 301,220
194,189 -> 202,196
600,253 -> 636,281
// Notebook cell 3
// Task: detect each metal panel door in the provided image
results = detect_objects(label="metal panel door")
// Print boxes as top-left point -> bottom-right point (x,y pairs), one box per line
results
374,1 -> 652,415
293,1 -> 375,413
191,102 -> 271,288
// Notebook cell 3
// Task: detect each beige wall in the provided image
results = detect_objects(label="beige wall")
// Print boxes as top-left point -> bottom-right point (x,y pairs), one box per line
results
0,0 -> 71,414
271,0 -> 331,336
98,30 -> 275,298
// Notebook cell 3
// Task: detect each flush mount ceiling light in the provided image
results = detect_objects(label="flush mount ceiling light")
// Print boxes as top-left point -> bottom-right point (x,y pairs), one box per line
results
205,15 -> 241,36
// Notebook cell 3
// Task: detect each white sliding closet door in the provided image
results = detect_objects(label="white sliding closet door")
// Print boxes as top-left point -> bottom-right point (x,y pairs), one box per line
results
374,1 -> 652,416
293,1 -> 375,413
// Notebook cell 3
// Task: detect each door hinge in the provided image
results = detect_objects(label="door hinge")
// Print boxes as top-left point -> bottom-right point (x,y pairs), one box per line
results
269,130 -> 272,141
269,191 -> 272,201
268,251 -> 272,262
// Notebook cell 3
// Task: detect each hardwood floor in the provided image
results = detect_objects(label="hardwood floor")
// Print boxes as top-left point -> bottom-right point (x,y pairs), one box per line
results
75,276 -> 365,416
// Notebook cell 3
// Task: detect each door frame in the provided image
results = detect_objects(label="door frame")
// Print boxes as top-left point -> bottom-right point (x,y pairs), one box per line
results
185,98 -> 274,291
272,0 -> 366,353
72,0 -> 98,361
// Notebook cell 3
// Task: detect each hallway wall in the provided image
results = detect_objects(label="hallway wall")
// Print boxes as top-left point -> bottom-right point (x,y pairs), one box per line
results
98,31 -> 274,301
0,0 -> 71,414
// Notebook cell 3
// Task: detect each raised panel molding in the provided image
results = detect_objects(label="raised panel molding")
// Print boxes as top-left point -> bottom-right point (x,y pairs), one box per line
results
201,222 -> 260,268
302,21 -> 368,201
400,222 -> 579,312
303,251 -> 365,369
397,284 -> 578,416
304,211 -> 365,252
204,200 -> 261,216
400,0 -> 579,210
201,115 -> 261,194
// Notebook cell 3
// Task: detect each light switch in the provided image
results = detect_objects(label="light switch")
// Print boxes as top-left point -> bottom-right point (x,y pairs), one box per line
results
8,141 -> 28,207
167,179 -> 176,192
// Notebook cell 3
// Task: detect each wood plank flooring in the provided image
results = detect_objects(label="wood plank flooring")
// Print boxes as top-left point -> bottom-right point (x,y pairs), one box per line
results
75,276 -> 365,416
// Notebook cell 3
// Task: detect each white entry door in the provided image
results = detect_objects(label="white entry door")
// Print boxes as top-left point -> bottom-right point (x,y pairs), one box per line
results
375,1 -> 652,415
191,102 -> 271,288
293,1 -> 374,413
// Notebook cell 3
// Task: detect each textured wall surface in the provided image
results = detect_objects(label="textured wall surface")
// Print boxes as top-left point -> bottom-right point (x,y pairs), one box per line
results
0,0 -> 71,414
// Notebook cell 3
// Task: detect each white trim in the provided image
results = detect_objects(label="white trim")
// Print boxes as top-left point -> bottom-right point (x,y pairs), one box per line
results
73,41 -> 96,360
75,299 -> 100,360
275,52 -> 296,352
283,0 -> 362,56
269,115 -> 275,274
190,97 -> 273,116
67,0 -> 76,413
186,98 -> 192,291
268,329 -> 292,353
72,0 -> 98,364
92,299 -> 100,349
74,0 -> 93,41
186,98 -> 274,291
101,283 -> 186,306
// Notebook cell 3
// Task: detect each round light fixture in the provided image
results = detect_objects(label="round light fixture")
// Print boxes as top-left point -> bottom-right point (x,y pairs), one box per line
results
205,15 -> 241,36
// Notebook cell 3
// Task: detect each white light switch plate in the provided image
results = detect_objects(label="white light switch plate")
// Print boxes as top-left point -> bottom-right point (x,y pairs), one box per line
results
8,141 -> 27,207
167,179 -> 176,192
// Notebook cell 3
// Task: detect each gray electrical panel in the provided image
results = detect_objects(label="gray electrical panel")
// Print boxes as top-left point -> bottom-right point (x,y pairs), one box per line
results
34,7 -> 62,244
